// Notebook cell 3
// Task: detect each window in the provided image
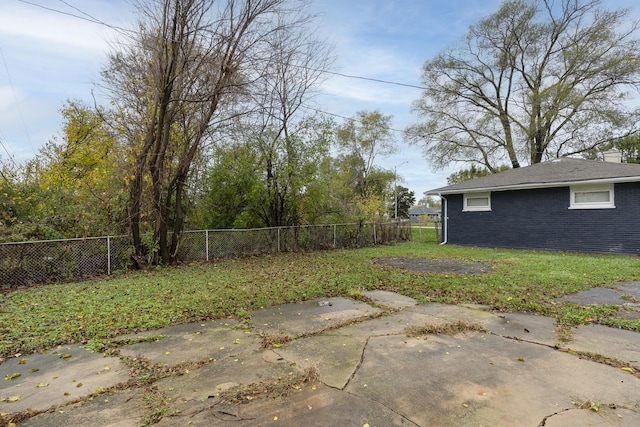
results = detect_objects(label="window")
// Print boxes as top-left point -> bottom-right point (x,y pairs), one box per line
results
569,185 -> 615,209
463,192 -> 491,211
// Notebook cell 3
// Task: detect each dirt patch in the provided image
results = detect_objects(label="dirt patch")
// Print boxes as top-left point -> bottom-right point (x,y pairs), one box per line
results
373,257 -> 492,274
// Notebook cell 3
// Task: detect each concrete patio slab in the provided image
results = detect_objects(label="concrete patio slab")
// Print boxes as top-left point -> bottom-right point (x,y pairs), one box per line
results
566,324 -> 640,366
616,281 -> 640,300
158,382 -> 407,427
345,333 -> 640,426
485,312 -> 560,347
13,388 -> 147,427
363,289 -> 418,309
9,292 -> 640,427
0,344 -> 129,415
249,297 -> 382,338
119,319 -> 260,367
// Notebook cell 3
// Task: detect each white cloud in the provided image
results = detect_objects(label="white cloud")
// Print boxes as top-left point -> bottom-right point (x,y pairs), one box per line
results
321,76 -> 417,106
3,0 -> 637,193
0,1 -> 134,163
1,3 -> 117,57
0,86 -> 16,111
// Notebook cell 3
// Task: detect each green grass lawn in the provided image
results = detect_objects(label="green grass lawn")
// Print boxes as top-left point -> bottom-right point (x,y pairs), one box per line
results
1,241 -> 639,358
410,224 -> 439,243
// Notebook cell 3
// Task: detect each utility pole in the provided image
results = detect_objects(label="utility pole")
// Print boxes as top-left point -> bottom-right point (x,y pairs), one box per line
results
394,161 -> 408,219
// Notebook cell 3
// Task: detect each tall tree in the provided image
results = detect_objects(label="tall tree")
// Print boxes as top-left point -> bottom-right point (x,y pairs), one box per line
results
447,165 -> 511,185
302,155 -> 352,223
336,110 -> 397,199
0,161 -> 32,241
612,135 -> 640,164
248,118 -> 333,227
408,0 -> 640,171
417,195 -> 440,209
237,19 -> 332,227
103,0 -> 320,264
194,142 -> 261,229
198,115 -> 333,229
391,185 -> 415,219
18,101 -> 126,239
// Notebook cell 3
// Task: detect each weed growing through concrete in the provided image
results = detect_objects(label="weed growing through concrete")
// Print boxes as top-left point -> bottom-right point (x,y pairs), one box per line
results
140,386 -> 173,427
405,320 -> 488,338
85,334 -> 165,355
260,332 -> 292,348
216,366 -> 319,404
555,324 -> 573,344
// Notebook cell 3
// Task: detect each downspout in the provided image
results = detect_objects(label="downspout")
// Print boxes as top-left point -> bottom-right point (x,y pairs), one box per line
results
439,194 -> 448,245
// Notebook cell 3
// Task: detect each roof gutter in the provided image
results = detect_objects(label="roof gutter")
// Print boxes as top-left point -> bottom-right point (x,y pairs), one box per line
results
425,191 -> 448,245
434,175 -> 640,195
439,194 -> 448,245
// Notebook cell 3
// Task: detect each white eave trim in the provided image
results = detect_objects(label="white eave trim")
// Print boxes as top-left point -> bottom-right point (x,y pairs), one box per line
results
429,176 -> 640,195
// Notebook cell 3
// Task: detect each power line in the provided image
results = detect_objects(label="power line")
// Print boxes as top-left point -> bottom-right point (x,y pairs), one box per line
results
16,0 -> 424,143
313,68 -> 427,91
18,0 -> 133,35
19,0 -> 109,25
19,0 -> 426,92
0,136 -> 17,168
58,0 -> 103,23
300,105 -> 411,137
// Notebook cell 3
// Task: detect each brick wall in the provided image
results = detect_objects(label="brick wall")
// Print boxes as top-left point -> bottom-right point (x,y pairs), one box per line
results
444,182 -> 640,254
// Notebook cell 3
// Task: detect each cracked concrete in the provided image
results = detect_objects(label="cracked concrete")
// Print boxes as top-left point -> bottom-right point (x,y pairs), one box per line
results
556,281 -> 640,320
5,291 -> 640,426
541,407 -> 640,427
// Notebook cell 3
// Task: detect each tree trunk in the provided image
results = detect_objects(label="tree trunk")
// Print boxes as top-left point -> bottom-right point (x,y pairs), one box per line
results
170,177 -> 185,263
128,117 -> 158,258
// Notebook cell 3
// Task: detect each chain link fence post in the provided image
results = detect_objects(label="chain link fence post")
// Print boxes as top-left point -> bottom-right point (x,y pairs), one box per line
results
373,222 -> 377,244
107,236 -> 111,276
0,221 -> 414,289
205,230 -> 209,261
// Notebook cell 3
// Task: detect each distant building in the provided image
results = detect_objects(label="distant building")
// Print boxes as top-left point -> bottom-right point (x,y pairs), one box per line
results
408,206 -> 440,223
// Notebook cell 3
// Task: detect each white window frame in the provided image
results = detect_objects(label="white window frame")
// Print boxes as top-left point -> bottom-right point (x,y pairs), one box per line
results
463,192 -> 491,212
569,184 -> 615,209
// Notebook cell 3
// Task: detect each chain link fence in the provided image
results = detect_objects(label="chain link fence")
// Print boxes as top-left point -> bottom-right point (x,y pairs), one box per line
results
0,221 -> 410,290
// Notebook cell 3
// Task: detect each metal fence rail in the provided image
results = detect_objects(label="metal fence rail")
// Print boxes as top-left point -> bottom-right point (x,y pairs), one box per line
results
0,222 -> 410,289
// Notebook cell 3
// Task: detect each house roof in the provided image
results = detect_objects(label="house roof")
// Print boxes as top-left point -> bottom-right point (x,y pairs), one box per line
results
408,206 -> 439,215
428,157 -> 640,195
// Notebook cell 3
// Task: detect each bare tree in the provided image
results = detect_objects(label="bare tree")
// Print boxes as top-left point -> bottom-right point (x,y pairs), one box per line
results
408,0 -> 640,172
103,0 -> 320,264
240,18 -> 333,227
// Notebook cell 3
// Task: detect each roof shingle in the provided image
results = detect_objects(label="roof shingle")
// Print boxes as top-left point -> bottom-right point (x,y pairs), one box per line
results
428,157 -> 640,194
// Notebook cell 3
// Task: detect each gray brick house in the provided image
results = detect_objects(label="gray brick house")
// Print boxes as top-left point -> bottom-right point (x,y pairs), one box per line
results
427,157 -> 640,254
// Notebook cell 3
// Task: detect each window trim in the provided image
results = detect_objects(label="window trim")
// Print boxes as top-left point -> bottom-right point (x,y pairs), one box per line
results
569,184 -> 615,210
463,192 -> 491,212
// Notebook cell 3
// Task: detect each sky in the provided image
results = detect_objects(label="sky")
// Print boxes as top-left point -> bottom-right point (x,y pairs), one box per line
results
1,0 -> 639,200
